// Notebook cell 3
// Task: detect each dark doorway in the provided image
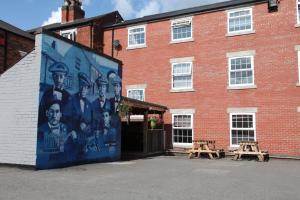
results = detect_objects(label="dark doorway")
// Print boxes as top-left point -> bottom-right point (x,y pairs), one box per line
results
121,122 -> 143,152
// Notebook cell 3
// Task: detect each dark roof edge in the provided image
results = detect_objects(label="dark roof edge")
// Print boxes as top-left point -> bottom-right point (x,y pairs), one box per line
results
104,0 -> 267,29
122,96 -> 168,111
27,11 -> 122,33
0,20 -> 35,40
35,28 -> 123,65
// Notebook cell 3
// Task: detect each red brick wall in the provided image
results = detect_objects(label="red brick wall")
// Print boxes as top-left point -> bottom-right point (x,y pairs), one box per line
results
0,31 -> 34,74
76,26 -> 92,49
103,1 -> 300,157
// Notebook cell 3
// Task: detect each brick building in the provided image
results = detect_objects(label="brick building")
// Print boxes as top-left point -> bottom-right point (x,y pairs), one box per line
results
101,0 -> 300,157
27,0 -> 300,157
0,20 -> 35,74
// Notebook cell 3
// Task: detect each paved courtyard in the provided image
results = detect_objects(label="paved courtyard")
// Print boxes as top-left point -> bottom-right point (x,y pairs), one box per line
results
0,156 -> 299,200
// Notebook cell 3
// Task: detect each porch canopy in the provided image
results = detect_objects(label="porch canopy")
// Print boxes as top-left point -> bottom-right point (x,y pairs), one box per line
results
121,97 -> 168,155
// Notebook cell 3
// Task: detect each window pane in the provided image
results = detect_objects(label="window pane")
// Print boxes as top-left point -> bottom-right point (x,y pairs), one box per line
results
128,90 -> 144,101
231,114 -> 255,145
229,9 -> 252,33
173,115 -> 192,144
172,23 -> 192,40
230,57 -> 253,86
129,28 -> 145,46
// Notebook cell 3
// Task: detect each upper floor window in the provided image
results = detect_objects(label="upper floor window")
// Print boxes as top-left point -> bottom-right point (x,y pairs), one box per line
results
171,17 -> 192,42
172,62 -> 193,90
127,89 -> 145,101
128,25 -> 146,48
297,0 -> 300,24
228,8 -> 253,34
60,29 -> 77,41
229,56 -> 254,87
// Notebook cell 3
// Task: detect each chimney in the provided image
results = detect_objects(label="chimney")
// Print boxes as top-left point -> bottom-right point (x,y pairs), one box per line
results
61,0 -> 85,23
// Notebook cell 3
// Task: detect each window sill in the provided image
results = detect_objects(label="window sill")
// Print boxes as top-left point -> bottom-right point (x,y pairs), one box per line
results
296,83 -> 300,87
227,85 -> 257,90
170,88 -> 195,93
126,44 -> 147,50
173,143 -> 192,148
226,30 -> 256,37
170,38 -> 194,44
295,24 -> 300,28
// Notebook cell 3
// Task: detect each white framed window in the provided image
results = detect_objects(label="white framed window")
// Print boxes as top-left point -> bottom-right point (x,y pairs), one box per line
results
228,56 -> 254,87
172,62 -> 193,90
60,29 -> 77,41
228,8 -> 253,34
171,17 -> 192,42
128,25 -> 146,48
230,113 -> 256,147
297,0 -> 300,24
172,114 -> 193,146
127,89 -> 145,101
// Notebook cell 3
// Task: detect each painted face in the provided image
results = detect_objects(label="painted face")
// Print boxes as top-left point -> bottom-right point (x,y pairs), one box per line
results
79,85 -> 89,98
98,84 -> 107,98
103,111 -> 111,128
113,83 -> 121,97
46,103 -> 62,126
52,72 -> 66,89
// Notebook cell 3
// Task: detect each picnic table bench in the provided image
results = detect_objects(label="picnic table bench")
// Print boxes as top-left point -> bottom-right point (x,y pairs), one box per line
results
232,141 -> 269,162
188,140 -> 224,159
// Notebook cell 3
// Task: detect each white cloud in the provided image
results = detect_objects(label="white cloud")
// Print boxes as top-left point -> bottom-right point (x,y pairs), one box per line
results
82,0 -> 92,5
113,0 -> 135,19
42,7 -> 61,26
136,1 -> 161,18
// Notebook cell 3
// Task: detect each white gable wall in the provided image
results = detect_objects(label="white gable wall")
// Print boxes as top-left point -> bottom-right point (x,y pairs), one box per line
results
0,35 -> 41,166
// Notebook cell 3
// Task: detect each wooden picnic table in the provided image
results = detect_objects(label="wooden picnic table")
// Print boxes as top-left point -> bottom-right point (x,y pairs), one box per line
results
188,140 -> 224,159
232,141 -> 269,162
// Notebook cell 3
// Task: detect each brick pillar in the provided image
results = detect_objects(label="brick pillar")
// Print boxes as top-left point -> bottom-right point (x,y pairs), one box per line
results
61,0 -> 85,23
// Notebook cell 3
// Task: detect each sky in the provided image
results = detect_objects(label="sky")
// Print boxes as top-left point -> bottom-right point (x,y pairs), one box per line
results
0,0 -> 230,31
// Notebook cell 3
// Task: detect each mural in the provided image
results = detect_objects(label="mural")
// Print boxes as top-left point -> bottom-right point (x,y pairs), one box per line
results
36,34 -> 122,169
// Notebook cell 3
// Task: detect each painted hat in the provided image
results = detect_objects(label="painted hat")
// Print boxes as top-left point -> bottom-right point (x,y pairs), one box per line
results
78,72 -> 92,87
95,75 -> 108,87
48,62 -> 69,74
111,75 -> 121,85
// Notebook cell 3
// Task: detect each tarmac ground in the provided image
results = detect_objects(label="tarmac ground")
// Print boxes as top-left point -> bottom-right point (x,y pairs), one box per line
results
0,156 -> 299,200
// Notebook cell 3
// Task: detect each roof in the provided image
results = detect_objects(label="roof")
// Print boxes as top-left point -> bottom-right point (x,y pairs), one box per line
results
122,97 -> 168,114
105,0 -> 267,29
27,11 -> 123,33
36,29 -> 123,65
0,20 -> 35,40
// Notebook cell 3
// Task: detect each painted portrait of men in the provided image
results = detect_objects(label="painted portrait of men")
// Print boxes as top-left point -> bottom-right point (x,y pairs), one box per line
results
92,75 -> 111,131
70,72 -> 92,155
38,62 -> 71,125
109,75 -> 122,113
37,101 -> 76,154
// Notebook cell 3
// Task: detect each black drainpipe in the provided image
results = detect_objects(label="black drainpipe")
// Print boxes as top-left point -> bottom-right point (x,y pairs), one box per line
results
90,22 -> 93,49
4,31 -> 8,71
111,28 -> 115,58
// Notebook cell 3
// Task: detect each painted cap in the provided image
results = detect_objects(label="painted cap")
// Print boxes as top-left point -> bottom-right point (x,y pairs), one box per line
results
95,75 -> 108,87
48,62 -> 69,74
78,72 -> 92,87
111,75 -> 121,85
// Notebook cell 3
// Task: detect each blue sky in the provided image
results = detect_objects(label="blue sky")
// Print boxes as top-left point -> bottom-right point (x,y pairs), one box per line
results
0,0 -> 229,31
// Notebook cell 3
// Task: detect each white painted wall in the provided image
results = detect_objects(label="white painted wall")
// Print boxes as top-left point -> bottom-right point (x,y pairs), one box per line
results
0,35 -> 41,166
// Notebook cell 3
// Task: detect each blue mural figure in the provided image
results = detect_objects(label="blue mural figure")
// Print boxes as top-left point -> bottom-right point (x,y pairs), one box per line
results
37,101 -> 77,167
102,109 -> 117,147
109,75 -> 122,113
70,72 -> 93,157
39,62 -> 72,125
92,75 -> 111,129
